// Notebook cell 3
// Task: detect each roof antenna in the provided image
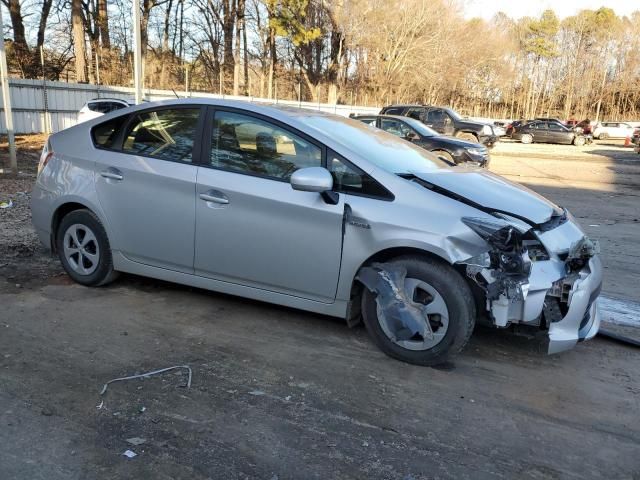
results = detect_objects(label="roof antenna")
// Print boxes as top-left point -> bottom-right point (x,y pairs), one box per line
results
171,88 -> 180,99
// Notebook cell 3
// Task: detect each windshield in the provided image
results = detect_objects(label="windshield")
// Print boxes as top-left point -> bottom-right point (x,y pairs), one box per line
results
300,114 -> 448,174
446,108 -> 463,121
397,116 -> 438,137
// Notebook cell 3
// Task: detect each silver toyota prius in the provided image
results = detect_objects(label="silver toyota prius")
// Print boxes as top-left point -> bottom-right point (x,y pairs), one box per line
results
31,99 -> 602,365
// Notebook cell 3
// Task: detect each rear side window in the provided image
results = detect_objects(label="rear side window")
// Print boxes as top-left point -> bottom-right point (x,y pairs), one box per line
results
122,108 -> 200,163
328,153 -> 393,200
91,115 -> 128,149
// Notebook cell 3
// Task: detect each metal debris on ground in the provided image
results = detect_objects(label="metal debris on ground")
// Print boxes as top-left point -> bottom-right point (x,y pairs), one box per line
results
126,437 -> 147,446
122,449 -> 137,458
0,199 -> 13,209
248,390 -> 265,396
100,365 -> 192,396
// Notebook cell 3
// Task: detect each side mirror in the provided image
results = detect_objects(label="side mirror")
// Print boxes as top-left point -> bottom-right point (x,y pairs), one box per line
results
406,132 -> 420,142
290,167 -> 338,205
290,166 -> 334,193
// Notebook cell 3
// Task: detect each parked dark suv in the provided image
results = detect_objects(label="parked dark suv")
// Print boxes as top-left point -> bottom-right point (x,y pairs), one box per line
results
379,105 -> 499,147
352,115 -> 489,166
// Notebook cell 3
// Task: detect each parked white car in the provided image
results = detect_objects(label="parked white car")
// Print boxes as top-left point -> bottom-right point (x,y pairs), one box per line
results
77,98 -> 131,123
592,121 -> 635,140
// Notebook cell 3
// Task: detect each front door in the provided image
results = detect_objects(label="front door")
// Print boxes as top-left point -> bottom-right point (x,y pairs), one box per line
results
95,106 -> 203,272
194,108 -> 345,302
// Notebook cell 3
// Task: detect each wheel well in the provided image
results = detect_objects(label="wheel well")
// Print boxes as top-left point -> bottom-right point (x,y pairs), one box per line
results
347,247 -> 448,319
347,247 -> 484,325
51,202 -> 89,251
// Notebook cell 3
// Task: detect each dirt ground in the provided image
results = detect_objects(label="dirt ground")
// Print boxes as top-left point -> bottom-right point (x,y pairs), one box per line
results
1,136 -> 639,479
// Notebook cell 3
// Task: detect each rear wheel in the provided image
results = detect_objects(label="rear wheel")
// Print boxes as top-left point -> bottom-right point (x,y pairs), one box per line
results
521,133 -> 533,144
360,256 -> 475,366
573,135 -> 586,146
598,132 -> 608,140
456,132 -> 478,143
56,209 -> 118,286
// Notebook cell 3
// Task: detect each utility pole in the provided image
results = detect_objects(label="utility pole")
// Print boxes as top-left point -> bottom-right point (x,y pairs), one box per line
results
132,0 -> 143,104
0,7 -> 17,175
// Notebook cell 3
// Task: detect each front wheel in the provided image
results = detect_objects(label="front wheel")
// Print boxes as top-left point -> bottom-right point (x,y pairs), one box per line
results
456,132 -> 478,143
520,133 -> 533,144
573,136 -> 586,146
360,256 -> 476,366
56,209 -> 118,286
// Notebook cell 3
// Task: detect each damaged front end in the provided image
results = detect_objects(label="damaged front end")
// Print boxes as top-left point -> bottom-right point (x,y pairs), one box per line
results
459,212 -> 602,354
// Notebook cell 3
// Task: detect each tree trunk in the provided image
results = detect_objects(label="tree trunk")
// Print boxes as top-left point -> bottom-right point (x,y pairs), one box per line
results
97,0 -> 110,48
37,0 -> 53,50
72,0 -> 88,83
233,0 -> 244,96
222,0 -> 236,94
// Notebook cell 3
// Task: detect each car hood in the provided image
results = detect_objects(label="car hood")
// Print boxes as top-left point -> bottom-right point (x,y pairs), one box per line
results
428,135 -> 483,149
456,119 -> 491,131
410,168 -> 563,225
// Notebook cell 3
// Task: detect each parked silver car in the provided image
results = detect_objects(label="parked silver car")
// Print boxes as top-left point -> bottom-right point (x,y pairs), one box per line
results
31,99 -> 602,365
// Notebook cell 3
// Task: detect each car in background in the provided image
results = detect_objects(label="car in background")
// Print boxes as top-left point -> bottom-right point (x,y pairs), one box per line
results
353,114 -> 490,167
78,98 -> 131,123
379,104 -> 499,147
592,122 -> 636,140
512,120 -> 587,146
505,120 -> 532,137
31,99 -> 602,366
632,128 -> 640,152
492,124 -> 507,137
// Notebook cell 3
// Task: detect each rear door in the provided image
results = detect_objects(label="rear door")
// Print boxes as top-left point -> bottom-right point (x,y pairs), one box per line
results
547,122 -> 570,144
193,107 -> 345,302
94,106 -> 203,272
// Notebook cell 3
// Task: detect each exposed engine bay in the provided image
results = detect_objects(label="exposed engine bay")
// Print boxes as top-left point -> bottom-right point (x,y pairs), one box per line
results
458,210 -> 601,352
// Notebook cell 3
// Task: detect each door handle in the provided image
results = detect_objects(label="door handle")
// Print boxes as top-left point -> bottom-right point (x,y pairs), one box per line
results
100,168 -> 123,181
199,191 -> 229,205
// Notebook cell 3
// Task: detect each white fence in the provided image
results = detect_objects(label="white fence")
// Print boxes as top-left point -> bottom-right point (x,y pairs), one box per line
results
0,78 -> 380,134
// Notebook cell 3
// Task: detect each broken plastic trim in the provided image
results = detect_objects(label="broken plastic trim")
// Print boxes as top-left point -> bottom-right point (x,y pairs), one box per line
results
461,217 -> 533,307
357,263 -> 433,342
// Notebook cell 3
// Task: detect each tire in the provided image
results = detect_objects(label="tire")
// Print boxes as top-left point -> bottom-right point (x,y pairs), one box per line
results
521,133 -> 533,144
433,150 -> 455,164
456,132 -> 478,143
360,256 -> 476,366
55,209 -> 118,287
598,132 -> 608,140
573,135 -> 586,146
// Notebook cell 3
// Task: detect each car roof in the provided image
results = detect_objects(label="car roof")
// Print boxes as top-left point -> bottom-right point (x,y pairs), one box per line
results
88,97 -> 130,103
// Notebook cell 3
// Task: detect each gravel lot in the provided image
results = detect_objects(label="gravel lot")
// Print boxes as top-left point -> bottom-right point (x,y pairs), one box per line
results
1,135 -> 639,479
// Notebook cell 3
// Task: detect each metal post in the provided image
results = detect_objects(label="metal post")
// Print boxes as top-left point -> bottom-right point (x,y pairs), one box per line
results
40,46 -> 50,134
132,0 -> 143,104
184,63 -> 189,97
0,7 -> 17,175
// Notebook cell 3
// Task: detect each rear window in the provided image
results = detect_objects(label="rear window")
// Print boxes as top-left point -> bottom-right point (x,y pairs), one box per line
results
91,115 -> 128,149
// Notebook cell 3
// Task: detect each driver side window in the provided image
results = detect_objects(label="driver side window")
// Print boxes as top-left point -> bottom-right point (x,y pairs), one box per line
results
209,111 -> 322,180
380,119 -> 414,138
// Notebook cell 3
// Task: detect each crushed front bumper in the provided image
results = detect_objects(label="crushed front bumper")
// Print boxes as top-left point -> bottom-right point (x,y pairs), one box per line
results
547,256 -> 602,353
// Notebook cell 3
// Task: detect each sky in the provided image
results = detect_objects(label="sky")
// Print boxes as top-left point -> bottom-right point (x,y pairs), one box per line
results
463,0 -> 640,20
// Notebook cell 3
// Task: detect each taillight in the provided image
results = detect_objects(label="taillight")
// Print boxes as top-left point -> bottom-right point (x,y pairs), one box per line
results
38,142 -> 53,175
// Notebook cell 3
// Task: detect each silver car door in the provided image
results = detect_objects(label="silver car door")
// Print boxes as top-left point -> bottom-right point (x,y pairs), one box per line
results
194,108 -> 344,302
94,106 -> 203,273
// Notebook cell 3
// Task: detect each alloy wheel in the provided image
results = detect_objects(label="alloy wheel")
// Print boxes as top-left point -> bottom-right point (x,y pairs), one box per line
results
376,277 -> 450,351
63,224 -> 100,275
